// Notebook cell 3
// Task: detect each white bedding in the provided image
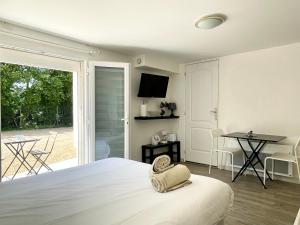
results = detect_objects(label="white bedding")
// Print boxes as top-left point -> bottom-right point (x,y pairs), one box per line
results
0,158 -> 233,225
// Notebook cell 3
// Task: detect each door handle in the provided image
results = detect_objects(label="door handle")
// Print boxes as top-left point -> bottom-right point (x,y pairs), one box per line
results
209,108 -> 218,120
121,118 -> 129,124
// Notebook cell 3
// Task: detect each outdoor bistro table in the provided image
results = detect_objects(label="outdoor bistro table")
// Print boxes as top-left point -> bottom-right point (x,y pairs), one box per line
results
1,136 -> 40,180
221,132 -> 286,189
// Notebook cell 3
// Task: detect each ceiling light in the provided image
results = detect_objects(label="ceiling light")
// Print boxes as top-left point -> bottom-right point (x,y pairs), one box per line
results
195,14 -> 226,29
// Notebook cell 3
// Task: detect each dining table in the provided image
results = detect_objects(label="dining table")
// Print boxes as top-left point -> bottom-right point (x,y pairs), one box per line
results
1,136 -> 40,180
222,132 -> 286,189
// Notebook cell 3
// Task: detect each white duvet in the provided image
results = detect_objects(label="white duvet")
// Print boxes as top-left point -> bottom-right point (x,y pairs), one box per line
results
0,158 -> 233,225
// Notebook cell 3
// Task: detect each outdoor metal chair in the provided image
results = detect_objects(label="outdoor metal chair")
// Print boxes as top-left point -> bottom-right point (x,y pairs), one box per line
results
28,131 -> 58,175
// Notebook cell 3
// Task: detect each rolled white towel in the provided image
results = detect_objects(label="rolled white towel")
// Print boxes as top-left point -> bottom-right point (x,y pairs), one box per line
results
151,164 -> 192,193
150,155 -> 174,175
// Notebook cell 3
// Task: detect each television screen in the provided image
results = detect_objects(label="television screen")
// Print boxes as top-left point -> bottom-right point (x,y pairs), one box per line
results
137,73 -> 169,98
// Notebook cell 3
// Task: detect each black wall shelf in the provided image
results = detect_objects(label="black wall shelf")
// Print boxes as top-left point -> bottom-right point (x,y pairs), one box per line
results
134,116 -> 179,120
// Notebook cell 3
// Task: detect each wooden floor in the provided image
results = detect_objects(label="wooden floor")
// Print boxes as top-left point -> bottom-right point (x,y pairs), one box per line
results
184,162 -> 300,225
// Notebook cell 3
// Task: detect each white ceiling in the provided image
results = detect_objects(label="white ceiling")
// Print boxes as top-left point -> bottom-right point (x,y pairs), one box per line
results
1,0 -> 300,62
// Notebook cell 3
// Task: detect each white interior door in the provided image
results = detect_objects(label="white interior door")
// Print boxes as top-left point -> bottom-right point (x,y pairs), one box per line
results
88,62 -> 129,162
185,60 -> 218,164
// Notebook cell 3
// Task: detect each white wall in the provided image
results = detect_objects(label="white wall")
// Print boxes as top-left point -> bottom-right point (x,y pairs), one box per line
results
129,68 -> 180,161
218,42 -> 300,182
219,42 -> 300,137
171,65 -> 186,160
129,55 -> 182,162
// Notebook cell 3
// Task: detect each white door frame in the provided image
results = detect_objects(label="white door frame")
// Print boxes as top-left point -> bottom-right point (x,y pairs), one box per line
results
87,61 -> 130,162
0,48 -> 84,167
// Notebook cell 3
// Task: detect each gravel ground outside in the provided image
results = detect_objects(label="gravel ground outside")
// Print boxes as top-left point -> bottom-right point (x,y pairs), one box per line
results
1,127 -> 76,177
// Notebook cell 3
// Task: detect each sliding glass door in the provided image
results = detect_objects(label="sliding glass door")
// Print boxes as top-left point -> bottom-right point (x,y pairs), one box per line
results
89,62 -> 129,161
0,49 -> 83,181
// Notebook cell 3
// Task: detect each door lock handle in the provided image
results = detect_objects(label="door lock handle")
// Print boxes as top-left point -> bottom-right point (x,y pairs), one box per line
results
210,109 -> 218,120
121,118 -> 129,123
121,118 -> 129,125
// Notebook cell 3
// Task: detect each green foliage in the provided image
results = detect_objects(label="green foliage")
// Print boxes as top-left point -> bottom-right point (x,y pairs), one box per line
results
0,63 -> 73,130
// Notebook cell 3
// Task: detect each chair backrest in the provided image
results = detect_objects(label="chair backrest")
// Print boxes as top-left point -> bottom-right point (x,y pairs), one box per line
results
44,131 -> 58,153
210,128 -> 224,151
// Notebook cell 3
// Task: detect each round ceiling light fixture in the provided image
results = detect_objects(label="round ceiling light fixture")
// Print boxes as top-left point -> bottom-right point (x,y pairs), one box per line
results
194,14 -> 226,29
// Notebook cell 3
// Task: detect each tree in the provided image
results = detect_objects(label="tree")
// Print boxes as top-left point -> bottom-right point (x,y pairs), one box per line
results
0,63 -> 73,130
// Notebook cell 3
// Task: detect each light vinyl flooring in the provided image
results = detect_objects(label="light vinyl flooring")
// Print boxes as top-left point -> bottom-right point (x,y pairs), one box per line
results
184,162 -> 300,225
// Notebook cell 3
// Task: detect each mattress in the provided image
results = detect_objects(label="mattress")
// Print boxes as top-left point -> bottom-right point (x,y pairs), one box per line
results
0,158 -> 233,225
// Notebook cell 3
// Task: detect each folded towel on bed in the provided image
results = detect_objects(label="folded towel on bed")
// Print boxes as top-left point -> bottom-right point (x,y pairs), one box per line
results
151,164 -> 192,193
149,155 -> 192,193
150,155 -> 174,175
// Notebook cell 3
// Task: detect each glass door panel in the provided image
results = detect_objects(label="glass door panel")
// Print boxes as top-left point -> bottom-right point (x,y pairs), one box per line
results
94,66 -> 125,160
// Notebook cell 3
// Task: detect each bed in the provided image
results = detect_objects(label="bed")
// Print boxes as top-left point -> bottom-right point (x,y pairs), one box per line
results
0,158 -> 233,225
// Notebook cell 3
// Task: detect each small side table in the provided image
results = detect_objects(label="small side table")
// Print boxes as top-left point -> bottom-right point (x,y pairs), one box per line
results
142,141 -> 180,164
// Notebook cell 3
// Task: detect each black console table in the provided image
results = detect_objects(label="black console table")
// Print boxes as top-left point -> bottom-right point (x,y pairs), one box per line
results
142,141 -> 180,164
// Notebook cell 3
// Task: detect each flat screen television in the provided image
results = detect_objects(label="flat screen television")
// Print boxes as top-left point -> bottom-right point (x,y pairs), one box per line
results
137,73 -> 169,98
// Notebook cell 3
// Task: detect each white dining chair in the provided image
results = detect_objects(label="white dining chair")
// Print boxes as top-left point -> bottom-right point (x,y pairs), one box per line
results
264,136 -> 300,185
209,128 -> 243,181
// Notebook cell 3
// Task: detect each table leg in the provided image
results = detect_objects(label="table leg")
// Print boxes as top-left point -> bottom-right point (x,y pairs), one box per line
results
2,143 -> 32,178
168,145 -> 173,162
11,141 -> 38,179
232,139 -> 250,180
238,141 -> 264,176
233,139 -> 267,188
150,148 -> 154,164
247,140 -> 272,181
177,142 -> 181,162
22,141 -> 39,175
142,146 -> 146,163
2,143 -> 20,178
